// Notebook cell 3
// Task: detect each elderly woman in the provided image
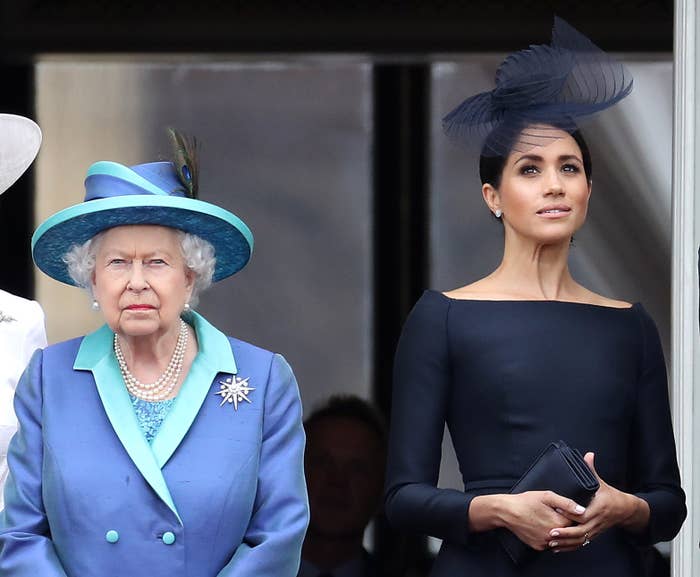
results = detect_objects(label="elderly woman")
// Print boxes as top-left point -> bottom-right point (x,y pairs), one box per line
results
0,113 -> 47,511
384,19 -> 685,577
0,138 -> 309,577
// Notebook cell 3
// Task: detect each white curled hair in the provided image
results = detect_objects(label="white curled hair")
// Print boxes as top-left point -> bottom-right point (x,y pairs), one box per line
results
63,232 -> 103,293
63,229 -> 216,307
177,231 -> 216,306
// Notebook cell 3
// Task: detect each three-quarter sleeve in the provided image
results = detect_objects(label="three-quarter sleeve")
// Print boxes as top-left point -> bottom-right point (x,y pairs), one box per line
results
627,306 -> 686,544
384,292 -> 475,546
0,349 -> 69,576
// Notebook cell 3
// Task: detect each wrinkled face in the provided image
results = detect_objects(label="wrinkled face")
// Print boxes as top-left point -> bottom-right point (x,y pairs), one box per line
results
483,127 -> 592,244
304,417 -> 385,539
92,225 -> 194,339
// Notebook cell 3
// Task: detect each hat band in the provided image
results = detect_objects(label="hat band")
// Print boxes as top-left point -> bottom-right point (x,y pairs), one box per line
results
85,174 -> 176,201
84,160 -> 186,201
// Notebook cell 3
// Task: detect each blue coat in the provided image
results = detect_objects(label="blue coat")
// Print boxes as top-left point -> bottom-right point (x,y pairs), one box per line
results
0,312 -> 309,577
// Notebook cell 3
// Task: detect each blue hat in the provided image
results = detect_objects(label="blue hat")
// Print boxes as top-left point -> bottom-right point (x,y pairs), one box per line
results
32,160 -> 254,286
442,17 -> 633,156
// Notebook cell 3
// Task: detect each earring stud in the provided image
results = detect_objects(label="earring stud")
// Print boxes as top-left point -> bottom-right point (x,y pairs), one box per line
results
91,300 -> 100,311
495,209 -> 502,218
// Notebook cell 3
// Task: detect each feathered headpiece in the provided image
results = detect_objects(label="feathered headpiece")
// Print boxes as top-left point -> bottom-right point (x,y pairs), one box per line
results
442,17 -> 633,156
168,128 -> 199,199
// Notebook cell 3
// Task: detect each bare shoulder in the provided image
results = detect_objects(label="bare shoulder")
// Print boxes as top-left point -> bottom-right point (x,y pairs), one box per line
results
577,287 -> 633,309
443,282 -> 633,308
443,278 -> 515,301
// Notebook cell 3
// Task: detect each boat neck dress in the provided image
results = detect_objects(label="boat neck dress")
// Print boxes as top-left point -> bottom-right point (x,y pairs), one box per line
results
384,290 -> 686,577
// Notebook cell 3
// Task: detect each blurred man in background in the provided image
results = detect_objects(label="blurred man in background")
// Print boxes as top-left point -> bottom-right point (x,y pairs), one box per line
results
299,395 -> 387,577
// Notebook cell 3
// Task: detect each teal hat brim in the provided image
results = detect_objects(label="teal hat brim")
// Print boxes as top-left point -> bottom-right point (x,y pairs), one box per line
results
32,194 -> 253,286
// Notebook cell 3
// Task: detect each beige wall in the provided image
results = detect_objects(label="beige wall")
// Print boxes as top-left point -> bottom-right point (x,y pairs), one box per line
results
35,60 -> 149,344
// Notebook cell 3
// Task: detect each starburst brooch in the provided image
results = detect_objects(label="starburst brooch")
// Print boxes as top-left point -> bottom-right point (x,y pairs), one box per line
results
215,375 -> 255,410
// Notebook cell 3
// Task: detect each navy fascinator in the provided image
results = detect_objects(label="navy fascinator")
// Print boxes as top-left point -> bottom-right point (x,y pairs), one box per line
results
443,17 -> 633,156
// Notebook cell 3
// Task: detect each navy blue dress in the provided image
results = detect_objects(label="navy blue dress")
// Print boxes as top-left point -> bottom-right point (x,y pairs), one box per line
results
385,290 -> 686,576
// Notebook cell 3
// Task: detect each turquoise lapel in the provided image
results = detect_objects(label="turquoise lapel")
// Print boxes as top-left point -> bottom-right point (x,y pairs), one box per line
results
151,312 -> 237,468
74,324 -> 183,523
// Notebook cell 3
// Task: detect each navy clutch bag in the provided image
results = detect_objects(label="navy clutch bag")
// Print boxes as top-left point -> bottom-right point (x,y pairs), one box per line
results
498,441 -> 599,565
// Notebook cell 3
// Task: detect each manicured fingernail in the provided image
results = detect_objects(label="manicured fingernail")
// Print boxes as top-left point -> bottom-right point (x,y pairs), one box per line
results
550,530 -> 560,537
549,541 -> 559,548
574,505 -> 586,514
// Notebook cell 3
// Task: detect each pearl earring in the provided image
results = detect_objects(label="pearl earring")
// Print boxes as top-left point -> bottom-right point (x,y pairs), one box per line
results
183,303 -> 191,311
494,209 -> 502,218
91,300 -> 100,311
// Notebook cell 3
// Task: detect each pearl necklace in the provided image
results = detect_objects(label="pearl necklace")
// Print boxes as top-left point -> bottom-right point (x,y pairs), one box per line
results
114,319 -> 188,401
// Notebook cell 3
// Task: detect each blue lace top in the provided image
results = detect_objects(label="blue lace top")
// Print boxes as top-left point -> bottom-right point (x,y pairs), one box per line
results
129,394 -> 176,444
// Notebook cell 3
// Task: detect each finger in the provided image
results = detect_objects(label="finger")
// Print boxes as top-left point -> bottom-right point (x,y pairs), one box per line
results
549,529 -> 594,551
584,451 -> 601,481
547,508 -> 575,527
556,494 -> 604,524
550,536 -> 589,549
555,506 -> 592,524
541,491 -> 586,517
549,523 -> 595,540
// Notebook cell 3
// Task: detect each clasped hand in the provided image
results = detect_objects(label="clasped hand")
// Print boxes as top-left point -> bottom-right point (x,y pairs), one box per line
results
504,452 -> 643,553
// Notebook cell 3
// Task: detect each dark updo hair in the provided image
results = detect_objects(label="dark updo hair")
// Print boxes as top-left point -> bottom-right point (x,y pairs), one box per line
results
479,124 -> 593,189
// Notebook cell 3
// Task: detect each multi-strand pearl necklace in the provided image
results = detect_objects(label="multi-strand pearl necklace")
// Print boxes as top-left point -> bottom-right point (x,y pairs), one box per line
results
114,319 -> 189,401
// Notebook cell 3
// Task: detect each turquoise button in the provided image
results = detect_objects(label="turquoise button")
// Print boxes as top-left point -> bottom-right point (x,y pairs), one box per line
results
162,531 -> 176,545
105,530 -> 119,544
